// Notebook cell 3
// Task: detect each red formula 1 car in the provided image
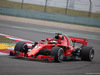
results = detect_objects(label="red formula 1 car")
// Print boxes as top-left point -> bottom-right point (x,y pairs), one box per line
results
10,33 -> 94,62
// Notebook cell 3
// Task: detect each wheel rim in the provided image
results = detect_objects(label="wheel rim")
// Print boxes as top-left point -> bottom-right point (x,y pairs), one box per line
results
58,48 -> 64,61
89,49 -> 94,60
22,44 -> 27,50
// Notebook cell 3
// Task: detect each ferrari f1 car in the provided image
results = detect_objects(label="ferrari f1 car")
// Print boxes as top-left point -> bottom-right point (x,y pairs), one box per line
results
10,33 -> 94,62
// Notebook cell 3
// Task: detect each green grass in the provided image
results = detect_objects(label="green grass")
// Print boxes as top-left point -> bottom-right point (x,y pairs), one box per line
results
0,36 -> 16,43
0,0 -> 100,18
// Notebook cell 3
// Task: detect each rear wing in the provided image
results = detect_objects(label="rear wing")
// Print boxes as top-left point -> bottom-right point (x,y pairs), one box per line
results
69,37 -> 88,48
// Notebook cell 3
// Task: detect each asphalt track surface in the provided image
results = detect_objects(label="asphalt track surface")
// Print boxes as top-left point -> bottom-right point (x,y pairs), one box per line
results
0,20 -> 100,75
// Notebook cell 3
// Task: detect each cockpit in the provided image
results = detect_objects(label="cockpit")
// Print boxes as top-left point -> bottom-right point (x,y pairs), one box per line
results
48,40 -> 57,44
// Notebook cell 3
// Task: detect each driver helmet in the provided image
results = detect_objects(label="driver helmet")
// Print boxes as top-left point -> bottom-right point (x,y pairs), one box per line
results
49,40 -> 57,44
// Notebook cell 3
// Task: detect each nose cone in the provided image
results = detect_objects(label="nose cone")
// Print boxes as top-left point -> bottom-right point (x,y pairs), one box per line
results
27,48 -> 40,57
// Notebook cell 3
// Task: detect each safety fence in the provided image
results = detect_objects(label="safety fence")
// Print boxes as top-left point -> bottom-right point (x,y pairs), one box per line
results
0,0 -> 100,18
0,7 -> 100,27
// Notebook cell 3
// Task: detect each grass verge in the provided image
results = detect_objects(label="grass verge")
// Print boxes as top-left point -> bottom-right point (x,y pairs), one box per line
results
0,0 -> 100,18
0,36 -> 16,44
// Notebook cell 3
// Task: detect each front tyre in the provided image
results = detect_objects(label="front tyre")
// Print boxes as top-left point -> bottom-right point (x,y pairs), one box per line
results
80,46 -> 94,61
51,47 -> 64,62
14,42 -> 28,56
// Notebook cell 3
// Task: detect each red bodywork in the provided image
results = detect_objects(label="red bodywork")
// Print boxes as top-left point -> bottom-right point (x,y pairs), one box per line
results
10,34 -> 88,61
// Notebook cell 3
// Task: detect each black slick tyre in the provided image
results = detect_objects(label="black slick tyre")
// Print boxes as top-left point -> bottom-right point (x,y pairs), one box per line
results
80,46 -> 94,61
14,42 -> 28,55
51,47 -> 64,62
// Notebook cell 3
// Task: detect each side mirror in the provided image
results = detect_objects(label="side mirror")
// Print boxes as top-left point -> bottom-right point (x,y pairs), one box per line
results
41,40 -> 45,42
46,38 -> 48,41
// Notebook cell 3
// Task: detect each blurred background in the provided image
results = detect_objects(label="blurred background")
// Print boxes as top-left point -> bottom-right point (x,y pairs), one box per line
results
0,0 -> 100,18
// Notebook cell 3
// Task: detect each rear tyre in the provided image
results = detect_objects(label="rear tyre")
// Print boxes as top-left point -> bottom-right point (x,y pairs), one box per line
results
14,42 -> 28,56
51,47 -> 64,62
80,46 -> 94,61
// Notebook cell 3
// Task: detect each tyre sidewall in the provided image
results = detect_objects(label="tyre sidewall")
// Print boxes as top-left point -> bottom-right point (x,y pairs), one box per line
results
51,47 -> 64,62
14,42 -> 27,52
80,46 -> 94,61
